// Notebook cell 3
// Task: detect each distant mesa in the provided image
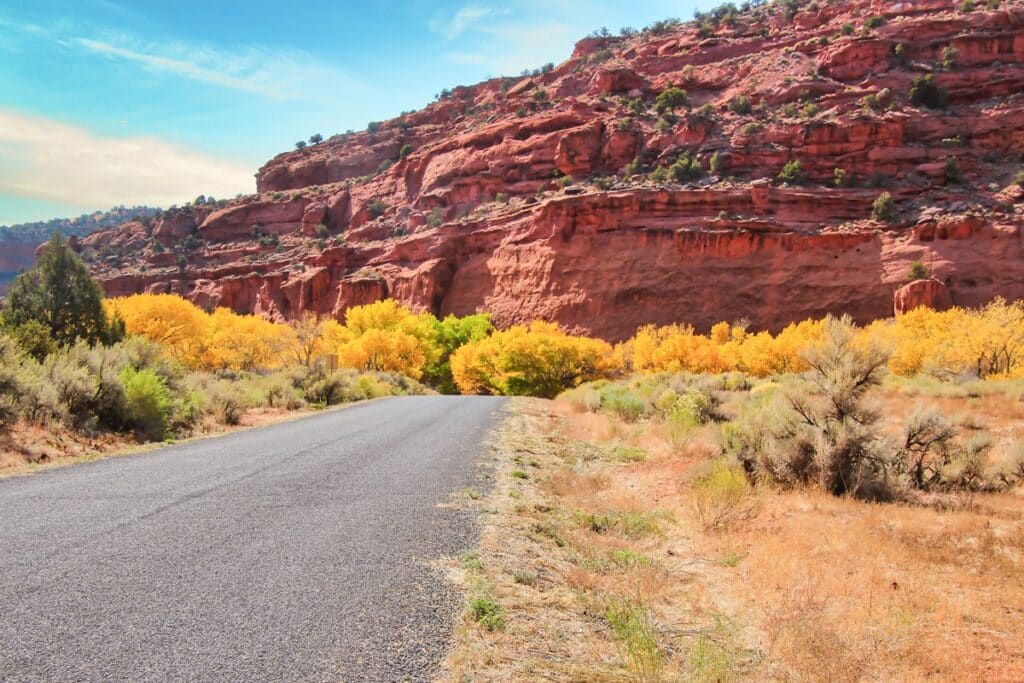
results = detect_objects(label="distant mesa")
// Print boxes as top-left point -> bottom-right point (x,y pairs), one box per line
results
0,207 -> 160,296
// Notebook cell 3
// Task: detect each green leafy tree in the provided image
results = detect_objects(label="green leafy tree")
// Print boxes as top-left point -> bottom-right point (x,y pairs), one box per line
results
6,319 -> 57,361
654,87 -> 690,115
0,335 -> 22,432
3,233 -> 122,353
424,314 -> 494,393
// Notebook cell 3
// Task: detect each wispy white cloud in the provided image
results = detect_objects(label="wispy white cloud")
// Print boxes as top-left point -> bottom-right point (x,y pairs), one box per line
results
429,5 -> 494,40
477,21 -> 579,74
0,14 -> 76,42
0,15 -> 362,102
429,0 -> 609,75
0,108 -> 254,210
75,36 -> 362,101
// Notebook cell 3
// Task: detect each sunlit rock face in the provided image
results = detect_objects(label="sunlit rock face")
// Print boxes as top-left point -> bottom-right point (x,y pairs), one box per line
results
86,0 -> 1024,338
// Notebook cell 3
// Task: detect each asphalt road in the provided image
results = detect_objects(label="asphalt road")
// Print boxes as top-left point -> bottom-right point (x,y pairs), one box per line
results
0,395 -> 507,682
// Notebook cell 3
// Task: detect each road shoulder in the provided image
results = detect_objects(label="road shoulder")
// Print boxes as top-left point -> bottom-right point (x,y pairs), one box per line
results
0,396 -> 396,481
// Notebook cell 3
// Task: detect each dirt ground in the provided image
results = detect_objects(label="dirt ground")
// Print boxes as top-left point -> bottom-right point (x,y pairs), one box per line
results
440,395 -> 1024,682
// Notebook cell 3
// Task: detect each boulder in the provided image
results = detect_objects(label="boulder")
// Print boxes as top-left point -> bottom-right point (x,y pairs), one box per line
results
894,278 -> 954,316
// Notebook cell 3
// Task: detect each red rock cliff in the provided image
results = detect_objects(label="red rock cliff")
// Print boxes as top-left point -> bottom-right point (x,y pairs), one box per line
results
84,0 -> 1024,338
0,240 -> 43,296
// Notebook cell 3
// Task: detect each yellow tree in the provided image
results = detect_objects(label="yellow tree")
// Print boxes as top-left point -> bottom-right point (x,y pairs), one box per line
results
327,300 -> 442,378
624,324 -> 661,373
337,328 -> 429,378
958,299 -> 1024,377
650,325 -> 730,374
284,312 -> 326,367
203,308 -> 290,371
885,306 -> 967,376
451,321 -> 620,397
105,294 -> 209,367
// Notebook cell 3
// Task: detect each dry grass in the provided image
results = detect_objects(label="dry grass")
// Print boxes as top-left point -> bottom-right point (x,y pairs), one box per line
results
719,488 -> 1024,681
879,384 -> 1024,471
441,388 -> 1024,682
439,399 -> 763,682
0,422 -> 141,477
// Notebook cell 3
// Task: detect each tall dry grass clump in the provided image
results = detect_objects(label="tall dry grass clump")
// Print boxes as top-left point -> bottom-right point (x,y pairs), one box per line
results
720,316 -> 1024,498
722,316 -> 894,497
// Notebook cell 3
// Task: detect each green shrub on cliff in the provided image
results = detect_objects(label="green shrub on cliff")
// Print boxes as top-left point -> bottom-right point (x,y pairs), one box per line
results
728,95 -> 752,115
908,261 -> 930,281
777,160 -> 804,184
945,157 -> 963,185
654,87 -> 690,115
368,199 -> 387,218
909,75 -> 947,109
872,192 -> 897,222
671,152 -> 705,182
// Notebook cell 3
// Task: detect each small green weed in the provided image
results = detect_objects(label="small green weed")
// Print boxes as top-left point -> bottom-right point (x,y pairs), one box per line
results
605,597 -> 664,680
468,595 -> 506,631
460,551 -> 484,571
609,549 -> 654,568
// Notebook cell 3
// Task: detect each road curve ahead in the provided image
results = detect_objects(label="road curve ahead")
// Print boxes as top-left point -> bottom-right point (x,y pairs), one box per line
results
0,395 -> 507,682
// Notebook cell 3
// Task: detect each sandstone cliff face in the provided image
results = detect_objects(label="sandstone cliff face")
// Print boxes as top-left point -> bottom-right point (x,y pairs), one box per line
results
0,240 -> 41,295
83,0 -> 1024,338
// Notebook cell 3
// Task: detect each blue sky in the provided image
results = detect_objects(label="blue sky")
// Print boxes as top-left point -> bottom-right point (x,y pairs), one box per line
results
0,0 -> 713,226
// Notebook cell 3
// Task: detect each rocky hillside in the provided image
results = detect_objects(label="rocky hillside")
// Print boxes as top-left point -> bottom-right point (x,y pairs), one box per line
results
84,0 -> 1024,339
0,206 -> 159,295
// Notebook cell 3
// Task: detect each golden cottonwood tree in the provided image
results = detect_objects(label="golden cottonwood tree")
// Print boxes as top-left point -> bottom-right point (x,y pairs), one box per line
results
451,321 -> 620,397
105,294 -> 209,366
202,308 -> 290,371
325,300 -> 441,379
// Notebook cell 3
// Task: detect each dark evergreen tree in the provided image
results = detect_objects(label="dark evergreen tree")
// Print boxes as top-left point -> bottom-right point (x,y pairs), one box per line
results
3,233 -> 122,354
